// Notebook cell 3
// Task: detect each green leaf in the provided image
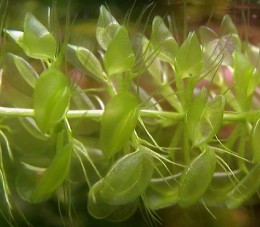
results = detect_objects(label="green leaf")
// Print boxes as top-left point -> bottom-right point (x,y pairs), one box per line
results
34,69 -> 71,133
88,179 -> 138,221
142,36 -> 162,83
67,44 -> 106,81
233,51 -> 257,109
150,16 -> 178,63
100,91 -> 139,158
4,30 -> 24,45
144,173 -> 180,210
23,13 -> 56,60
8,53 -> 38,88
16,164 -> 45,203
96,5 -> 120,50
247,70 -> 260,97
226,163 -> 260,208
29,143 -> 71,203
100,147 -> 154,205
105,200 -> 138,222
88,179 -> 116,219
198,26 -> 217,45
204,35 -> 241,66
220,15 -> 238,36
251,119 -> 260,163
202,170 -> 242,207
19,117 -> 49,141
104,26 -> 135,76
244,43 -> 260,72
186,89 -> 225,146
178,147 -> 217,207
175,32 -> 203,78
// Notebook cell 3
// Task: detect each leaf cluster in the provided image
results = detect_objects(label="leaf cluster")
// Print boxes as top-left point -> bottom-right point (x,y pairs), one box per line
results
0,5 -> 259,225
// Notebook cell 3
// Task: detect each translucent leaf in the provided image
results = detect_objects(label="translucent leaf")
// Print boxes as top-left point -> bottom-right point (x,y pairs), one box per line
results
4,30 -> 24,45
131,33 -> 147,74
142,36 -> 162,83
105,200 -> 138,222
19,117 -> 49,141
178,147 -> 216,207
88,179 -> 138,221
202,170 -> 242,207
100,91 -> 139,158
104,26 -> 135,76
34,69 -> 71,133
4,54 -> 33,96
96,5 -> 120,50
205,34 -> 241,66
233,51 -> 256,108
144,186 -> 177,210
30,143 -> 72,203
175,32 -> 203,78
198,26 -> 218,45
100,147 -> 154,205
16,164 -> 46,202
220,15 -> 238,36
247,70 -> 260,97
244,43 -> 260,72
88,179 -> 116,219
23,13 -> 56,60
186,89 -> 225,146
251,120 -> 260,162
67,44 -> 106,81
150,16 -> 178,63
226,163 -> 260,208
144,174 -> 180,210
8,53 -> 38,88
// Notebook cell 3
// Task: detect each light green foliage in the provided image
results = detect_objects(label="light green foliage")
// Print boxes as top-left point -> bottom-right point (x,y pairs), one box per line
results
23,13 -> 56,60
1,6 -> 260,225
104,26 -> 135,76
100,147 -> 154,205
100,91 -> 139,158
30,143 -> 72,202
144,174 -> 180,210
67,44 -> 106,82
233,50 -> 260,110
175,32 -> 203,78
7,53 -> 38,88
88,179 -> 116,219
5,13 -> 56,60
178,147 -> 217,207
186,88 -> 225,146
226,163 -> 260,208
251,119 -> 260,162
220,15 -> 238,36
202,170 -> 242,207
33,68 -> 71,133
96,5 -> 120,50
88,179 -> 138,221
16,142 -> 72,203
150,16 -> 178,63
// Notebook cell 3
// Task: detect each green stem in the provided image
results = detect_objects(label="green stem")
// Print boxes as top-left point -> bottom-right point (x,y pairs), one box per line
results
1,107 -> 260,122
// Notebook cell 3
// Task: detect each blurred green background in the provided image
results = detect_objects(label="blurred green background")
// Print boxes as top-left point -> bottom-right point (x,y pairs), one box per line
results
6,0 -> 260,46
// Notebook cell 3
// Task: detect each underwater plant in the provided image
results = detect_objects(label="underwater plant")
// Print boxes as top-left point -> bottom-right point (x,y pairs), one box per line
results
0,3 -> 260,226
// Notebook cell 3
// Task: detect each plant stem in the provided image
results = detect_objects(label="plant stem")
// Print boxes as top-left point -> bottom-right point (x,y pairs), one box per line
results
1,107 -> 260,122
